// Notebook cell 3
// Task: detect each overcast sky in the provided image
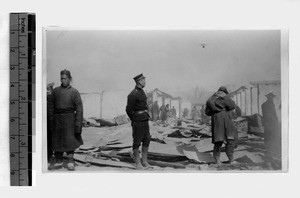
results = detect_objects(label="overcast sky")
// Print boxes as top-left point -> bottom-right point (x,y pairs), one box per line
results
46,30 -> 281,96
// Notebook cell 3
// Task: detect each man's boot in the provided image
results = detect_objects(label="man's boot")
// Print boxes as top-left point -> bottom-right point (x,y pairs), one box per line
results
226,140 -> 235,164
228,155 -> 234,164
49,152 -> 63,170
141,146 -> 151,169
67,153 -> 75,171
133,149 -> 143,170
213,143 -> 221,164
214,154 -> 221,164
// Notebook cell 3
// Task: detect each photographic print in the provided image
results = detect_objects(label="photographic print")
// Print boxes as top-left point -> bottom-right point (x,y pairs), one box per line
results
44,29 -> 287,172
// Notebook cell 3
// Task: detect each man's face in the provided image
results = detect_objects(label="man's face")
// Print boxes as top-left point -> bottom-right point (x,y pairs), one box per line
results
61,74 -> 70,87
267,97 -> 274,101
139,78 -> 146,88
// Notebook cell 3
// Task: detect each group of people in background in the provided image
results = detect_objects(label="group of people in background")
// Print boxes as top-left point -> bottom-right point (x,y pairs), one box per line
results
148,100 -> 210,124
148,100 -> 177,122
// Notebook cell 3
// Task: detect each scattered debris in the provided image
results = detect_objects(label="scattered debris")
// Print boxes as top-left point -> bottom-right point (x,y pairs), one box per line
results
83,118 -> 101,127
90,117 -> 117,127
71,113 -> 274,171
247,114 -> 264,134
182,150 -> 215,164
74,153 -> 135,169
114,114 -> 130,125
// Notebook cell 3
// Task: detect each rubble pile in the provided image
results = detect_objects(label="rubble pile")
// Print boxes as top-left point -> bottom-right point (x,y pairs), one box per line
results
69,114 -> 274,171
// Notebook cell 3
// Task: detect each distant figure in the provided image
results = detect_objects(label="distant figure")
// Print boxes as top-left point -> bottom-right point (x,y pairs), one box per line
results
166,104 -> 171,117
200,105 -> 207,124
159,103 -> 167,121
261,92 -> 280,165
191,106 -> 195,120
183,107 -> 189,118
49,69 -> 83,171
191,106 -> 200,123
171,106 -> 177,118
205,86 -> 237,164
151,101 -> 160,121
126,73 -> 151,170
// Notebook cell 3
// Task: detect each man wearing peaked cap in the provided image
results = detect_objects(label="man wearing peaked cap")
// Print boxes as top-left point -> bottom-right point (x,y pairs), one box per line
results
126,73 -> 151,170
133,73 -> 145,82
261,92 -> 280,169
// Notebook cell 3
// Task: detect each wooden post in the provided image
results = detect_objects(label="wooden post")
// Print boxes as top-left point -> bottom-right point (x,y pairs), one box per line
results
239,92 -> 242,114
179,99 -> 182,119
100,91 -> 104,119
257,84 -> 260,115
250,87 -> 253,115
244,89 -> 247,115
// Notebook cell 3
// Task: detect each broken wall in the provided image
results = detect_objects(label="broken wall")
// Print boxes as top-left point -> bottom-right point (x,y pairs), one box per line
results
81,89 -> 130,120
81,93 -> 101,119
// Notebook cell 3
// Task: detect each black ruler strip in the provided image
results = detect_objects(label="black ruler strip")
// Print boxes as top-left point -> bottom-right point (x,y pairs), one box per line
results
9,12 -> 35,186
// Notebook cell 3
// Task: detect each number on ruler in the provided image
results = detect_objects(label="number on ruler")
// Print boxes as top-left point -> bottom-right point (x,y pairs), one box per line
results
20,96 -> 26,101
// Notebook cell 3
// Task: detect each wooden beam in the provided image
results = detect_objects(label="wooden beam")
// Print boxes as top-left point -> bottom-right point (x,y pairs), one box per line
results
244,89 -> 247,115
179,99 -> 182,119
250,87 -> 253,115
74,153 -> 136,169
257,85 -> 260,115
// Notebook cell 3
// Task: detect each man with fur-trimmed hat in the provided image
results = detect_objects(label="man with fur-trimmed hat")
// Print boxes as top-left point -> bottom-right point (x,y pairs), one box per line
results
261,92 -> 280,167
205,86 -> 237,164
126,74 -> 151,170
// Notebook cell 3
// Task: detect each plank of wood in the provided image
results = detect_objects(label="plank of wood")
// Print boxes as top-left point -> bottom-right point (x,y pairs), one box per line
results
147,160 -> 186,169
114,114 -> 129,125
74,154 -> 135,169
182,150 -> 215,163
97,152 -> 186,168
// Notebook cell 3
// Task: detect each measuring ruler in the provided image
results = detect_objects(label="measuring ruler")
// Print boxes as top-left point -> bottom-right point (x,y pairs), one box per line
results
9,13 -> 35,186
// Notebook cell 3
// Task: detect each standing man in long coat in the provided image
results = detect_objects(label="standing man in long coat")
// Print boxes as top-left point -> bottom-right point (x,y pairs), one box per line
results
49,69 -> 83,171
126,74 -> 151,170
200,105 -> 207,124
171,106 -> 177,118
261,93 -> 280,165
191,106 -> 200,123
183,107 -> 189,118
159,102 -> 167,121
151,101 -> 160,121
205,86 -> 237,164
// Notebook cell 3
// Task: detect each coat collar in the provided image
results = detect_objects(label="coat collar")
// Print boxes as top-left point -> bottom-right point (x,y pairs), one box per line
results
135,85 -> 143,90
61,84 -> 72,89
